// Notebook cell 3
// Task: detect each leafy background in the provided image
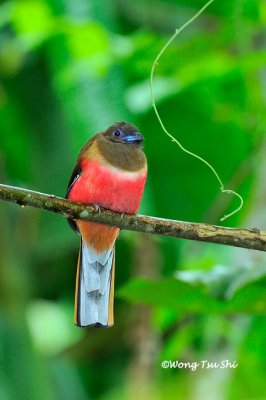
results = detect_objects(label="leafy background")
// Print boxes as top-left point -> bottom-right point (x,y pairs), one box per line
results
0,0 -> 266,399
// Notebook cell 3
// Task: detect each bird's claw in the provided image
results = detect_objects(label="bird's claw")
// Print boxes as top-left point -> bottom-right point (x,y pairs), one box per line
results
120,213 -> 125,219
93,204 -> 101,214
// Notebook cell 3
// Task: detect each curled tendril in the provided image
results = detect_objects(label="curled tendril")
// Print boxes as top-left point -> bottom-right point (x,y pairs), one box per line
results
150,0 -> 243,222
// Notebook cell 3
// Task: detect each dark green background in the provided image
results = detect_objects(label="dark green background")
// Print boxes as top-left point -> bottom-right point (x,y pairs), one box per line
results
0,0 -> 266,399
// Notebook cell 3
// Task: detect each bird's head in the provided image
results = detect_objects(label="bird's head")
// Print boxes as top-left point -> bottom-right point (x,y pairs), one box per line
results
103,122 -> 144,146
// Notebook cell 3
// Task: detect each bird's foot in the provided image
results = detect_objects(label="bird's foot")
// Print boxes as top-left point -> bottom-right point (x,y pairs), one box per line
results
93,204 -> 101,214
120,212 -> 125,219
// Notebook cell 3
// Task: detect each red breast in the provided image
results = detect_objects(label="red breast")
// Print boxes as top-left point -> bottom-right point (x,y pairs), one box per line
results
68,122 -> 147,252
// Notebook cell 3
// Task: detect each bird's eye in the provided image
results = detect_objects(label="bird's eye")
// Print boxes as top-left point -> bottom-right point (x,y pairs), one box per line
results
113,129 -> 122,137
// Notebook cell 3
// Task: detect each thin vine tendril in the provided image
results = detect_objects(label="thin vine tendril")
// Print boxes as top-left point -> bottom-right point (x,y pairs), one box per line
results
150,0 -> 243,222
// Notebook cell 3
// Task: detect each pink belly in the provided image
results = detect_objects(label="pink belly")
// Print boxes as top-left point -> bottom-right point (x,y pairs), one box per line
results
69,159 -> 147,214
69,159 -> 146,251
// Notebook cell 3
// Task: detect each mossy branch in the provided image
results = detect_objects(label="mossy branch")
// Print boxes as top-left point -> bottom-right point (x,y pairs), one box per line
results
0,183 -> 265,252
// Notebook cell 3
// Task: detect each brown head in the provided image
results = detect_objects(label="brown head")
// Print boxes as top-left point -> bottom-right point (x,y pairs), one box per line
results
103,121 -> 144,146
81,122 -> 147,172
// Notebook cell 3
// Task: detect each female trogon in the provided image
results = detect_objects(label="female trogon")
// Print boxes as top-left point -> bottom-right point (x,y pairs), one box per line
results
66,122 -> 147,327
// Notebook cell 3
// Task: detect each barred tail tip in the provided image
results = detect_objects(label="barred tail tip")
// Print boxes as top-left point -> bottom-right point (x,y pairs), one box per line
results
74,241 -> 115,328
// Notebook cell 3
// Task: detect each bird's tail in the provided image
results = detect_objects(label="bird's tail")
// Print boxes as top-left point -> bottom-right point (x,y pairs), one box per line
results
74,239 -> 115,328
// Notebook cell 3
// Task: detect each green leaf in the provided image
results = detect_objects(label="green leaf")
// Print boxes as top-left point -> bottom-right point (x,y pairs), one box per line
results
66,22 -> 110,60
176,264 -> 266,300
118,276 -> 266,314
12,0 -> 53,35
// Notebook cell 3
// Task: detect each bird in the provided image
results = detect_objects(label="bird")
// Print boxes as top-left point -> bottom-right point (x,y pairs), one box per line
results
66,122 -> 147,328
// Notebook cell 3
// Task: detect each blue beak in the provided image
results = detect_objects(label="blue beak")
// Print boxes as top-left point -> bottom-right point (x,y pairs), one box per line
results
123,132 -> 144,144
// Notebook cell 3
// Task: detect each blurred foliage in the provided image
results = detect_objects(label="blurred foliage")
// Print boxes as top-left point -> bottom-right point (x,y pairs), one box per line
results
1,0 -> 266,399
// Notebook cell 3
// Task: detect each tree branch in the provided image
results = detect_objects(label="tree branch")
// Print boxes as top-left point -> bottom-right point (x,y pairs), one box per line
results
0,183 -> 265,252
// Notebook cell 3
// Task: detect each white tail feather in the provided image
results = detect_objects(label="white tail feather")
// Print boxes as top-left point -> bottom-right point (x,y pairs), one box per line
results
74,240 -> 114,327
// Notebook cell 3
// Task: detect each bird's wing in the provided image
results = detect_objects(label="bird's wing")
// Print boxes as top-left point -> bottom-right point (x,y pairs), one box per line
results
66,162 -> 82,198
65,136 -> 97,233
65,162 -> 82,233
